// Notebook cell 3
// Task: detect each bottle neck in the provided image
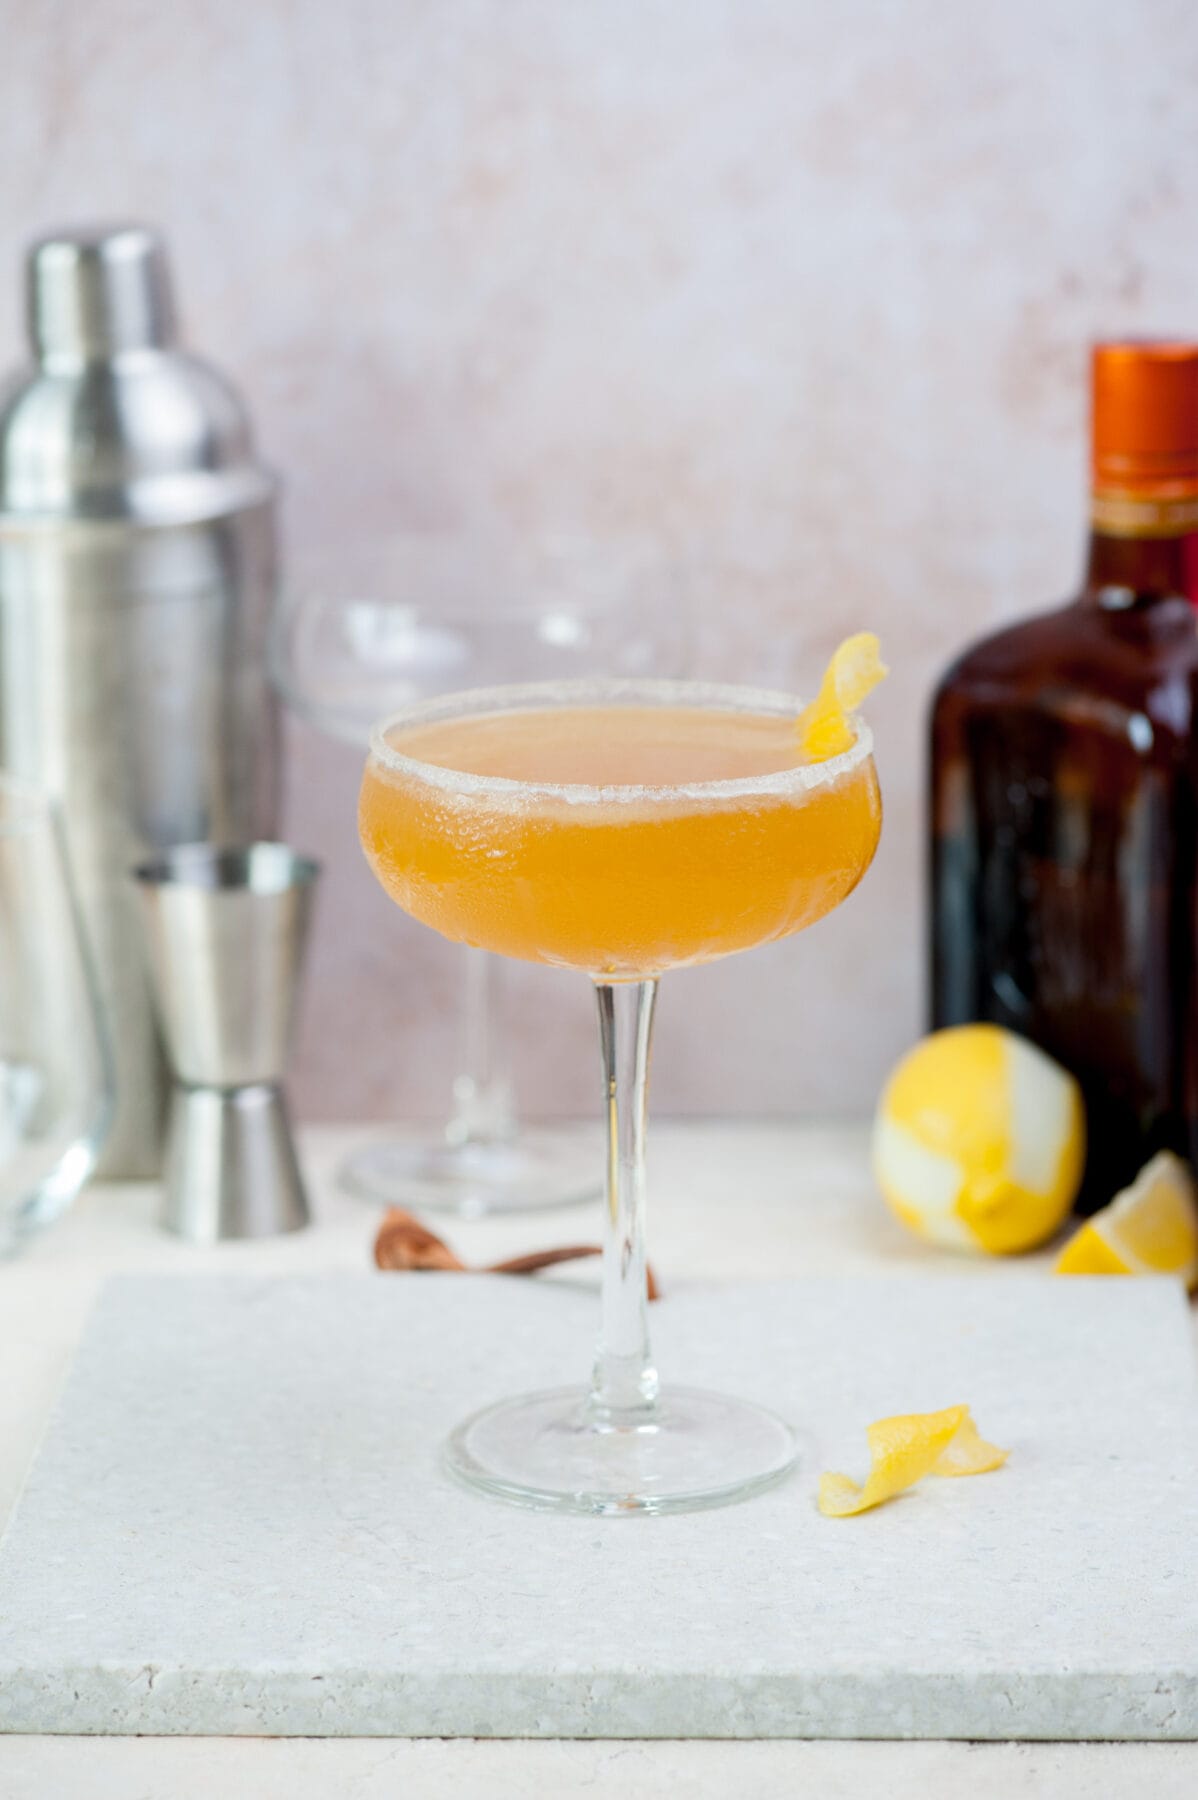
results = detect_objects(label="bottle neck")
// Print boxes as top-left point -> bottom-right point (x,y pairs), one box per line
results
1084,491 -> 1198,608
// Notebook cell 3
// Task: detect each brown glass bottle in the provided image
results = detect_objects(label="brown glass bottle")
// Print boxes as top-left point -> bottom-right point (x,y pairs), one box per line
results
929,343 -> 1198,1214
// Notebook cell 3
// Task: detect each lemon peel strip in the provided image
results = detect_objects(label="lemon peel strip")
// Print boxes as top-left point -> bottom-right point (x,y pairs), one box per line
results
797,631 -> 889,761
932,1412 -> 1010,1477
818,1405 -> 1008,1517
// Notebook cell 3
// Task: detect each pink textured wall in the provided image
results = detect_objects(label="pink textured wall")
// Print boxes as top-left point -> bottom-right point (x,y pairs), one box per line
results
3,0 -> 1197,1122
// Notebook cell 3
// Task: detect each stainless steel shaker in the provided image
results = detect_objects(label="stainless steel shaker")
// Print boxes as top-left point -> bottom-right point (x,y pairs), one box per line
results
0,225 -> 280,1176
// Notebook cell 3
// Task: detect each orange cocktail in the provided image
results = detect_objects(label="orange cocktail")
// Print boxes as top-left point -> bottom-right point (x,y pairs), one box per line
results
359,685 -> 880,978
359,674 -> 882,1518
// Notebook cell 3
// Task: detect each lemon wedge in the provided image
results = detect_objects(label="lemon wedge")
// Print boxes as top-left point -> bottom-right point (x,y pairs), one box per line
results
1055,1150 -> 1198,1288
873,1024 -> 1085,1255
797,631 -> 888,760
818,1405 -> 1009,1518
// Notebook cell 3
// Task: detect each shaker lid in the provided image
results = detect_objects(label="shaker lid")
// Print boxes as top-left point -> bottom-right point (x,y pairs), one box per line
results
0,224 -> 274,526
28,224 -> 176,363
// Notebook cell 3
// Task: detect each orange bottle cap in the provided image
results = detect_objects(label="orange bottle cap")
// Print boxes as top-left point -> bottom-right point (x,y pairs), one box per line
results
1092,341 -> 1198,493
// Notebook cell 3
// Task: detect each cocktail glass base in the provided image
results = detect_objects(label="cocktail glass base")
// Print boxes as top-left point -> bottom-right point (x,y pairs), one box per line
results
445,1385 -> 799,1515
339,1128 -> 602,1218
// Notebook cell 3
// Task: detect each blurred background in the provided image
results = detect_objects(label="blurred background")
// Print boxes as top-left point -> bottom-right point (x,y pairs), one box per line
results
2,0 -> 1195,1126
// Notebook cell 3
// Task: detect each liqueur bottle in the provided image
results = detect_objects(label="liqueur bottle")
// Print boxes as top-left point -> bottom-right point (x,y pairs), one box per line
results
929,343 -> 1198,1213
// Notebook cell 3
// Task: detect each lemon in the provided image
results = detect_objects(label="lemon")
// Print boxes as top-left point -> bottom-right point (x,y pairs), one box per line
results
797,632 -> 888,760
1055,1150 -> 1198,1288
873,1024 -> 1085,1255
818,1405 -> 1009,1517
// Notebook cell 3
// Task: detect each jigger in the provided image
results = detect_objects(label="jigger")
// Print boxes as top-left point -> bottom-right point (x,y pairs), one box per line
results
133,844 -> 320,1241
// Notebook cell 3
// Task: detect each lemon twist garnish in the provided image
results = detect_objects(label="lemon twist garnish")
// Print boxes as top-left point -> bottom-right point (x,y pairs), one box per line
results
1055,1150 -> 1198,1288
818,1405 -> 1009,1518
797,631 -> 889,761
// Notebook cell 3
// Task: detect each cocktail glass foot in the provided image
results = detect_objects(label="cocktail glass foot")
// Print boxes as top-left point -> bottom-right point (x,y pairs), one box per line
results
446,1385 -> 798,1516
339,1126 -> 602,1218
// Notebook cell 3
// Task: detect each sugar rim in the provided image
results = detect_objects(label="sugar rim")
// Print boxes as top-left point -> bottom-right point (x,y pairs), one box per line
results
367,678 -> 874,805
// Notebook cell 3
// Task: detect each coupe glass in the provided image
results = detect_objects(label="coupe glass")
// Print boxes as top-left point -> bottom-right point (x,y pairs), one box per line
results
360,677 -> 881,1515
272,531 -> 685,1216
0,776 -> 114,1256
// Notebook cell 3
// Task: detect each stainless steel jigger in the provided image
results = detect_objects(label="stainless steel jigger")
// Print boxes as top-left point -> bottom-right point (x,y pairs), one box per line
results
133,844 -> 320,1241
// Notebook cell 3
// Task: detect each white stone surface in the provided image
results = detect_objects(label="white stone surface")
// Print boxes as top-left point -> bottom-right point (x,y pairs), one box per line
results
1,1267 -> 1195,1739
3,1123 -> 1196,1791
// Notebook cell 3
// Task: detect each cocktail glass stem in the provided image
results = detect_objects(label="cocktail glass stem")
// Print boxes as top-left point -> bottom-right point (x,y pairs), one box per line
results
589,979 -> 661,1426
445,948 -> 516,1147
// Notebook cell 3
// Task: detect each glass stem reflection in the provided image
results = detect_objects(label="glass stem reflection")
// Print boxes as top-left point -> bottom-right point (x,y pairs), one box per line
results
590,979 -> 660,1427
447,948 -> 516,1146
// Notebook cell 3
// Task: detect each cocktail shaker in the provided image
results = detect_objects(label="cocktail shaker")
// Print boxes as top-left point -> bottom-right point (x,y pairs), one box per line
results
0,225 -> 280,1176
